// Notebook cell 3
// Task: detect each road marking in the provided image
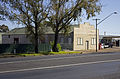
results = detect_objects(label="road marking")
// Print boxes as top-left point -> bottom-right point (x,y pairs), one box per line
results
0,59 -> 120,74
0,53 -> 119,65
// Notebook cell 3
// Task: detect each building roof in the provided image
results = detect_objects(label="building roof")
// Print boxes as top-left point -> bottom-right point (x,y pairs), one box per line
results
4,25 -> 78,35
103,35 -> 120,38
99,35 -> 120,39
6,27 -> 26,34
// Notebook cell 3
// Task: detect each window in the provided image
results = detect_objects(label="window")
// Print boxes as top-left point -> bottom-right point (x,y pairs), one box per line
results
8,35 -> 10,38
14,38 -> 19,44
77,38 -> 83,45
91,38 -> 96,45
68,38 -> 72,44
60,38 -> 64,44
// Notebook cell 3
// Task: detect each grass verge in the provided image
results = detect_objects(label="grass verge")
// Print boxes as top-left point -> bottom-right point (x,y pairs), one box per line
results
0,51 -> 83,58
50,51 -> 83,55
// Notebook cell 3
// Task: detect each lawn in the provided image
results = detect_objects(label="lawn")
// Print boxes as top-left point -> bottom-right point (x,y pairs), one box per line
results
0,51 -> 83,58
50,51 -> 83,55
18,51 -> 83,57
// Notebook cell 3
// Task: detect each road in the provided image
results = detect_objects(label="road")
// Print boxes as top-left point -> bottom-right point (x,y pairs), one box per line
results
0,53 -> 120,79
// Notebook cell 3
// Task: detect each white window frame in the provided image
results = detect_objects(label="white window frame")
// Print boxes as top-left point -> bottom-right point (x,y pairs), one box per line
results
77,38 -> 83,45
91,38 -> 96,45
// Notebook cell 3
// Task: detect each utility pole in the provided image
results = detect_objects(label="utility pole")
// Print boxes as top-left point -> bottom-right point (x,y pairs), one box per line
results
93,19 -> 100,52
93,12 -> 117,52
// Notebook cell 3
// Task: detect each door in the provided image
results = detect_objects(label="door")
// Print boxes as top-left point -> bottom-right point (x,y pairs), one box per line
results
86,41 -> 89,50
14,38 -> 19,44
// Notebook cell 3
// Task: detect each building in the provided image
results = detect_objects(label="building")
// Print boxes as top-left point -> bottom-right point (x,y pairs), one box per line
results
99,35 -> 120,47
0,22 -> 99,51
0,33 -> 4,44
1,28 -> 31,44
73,22 -> 99,50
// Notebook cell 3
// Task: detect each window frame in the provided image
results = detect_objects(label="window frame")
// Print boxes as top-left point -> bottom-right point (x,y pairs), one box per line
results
8,35 -> 10,38
91,38 -> 96,45
77,37 -> 83,45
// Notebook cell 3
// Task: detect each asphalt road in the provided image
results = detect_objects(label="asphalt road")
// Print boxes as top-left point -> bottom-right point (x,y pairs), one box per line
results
0,53 -> 120,79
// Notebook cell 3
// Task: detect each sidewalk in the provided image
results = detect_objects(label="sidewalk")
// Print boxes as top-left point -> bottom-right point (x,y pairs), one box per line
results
98,46 -> 120,53
83,46 -> 120,54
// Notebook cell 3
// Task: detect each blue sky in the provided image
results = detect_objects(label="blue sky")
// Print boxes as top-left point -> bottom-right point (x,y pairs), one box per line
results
82,0 -> 120,35
0,0 -> 120,35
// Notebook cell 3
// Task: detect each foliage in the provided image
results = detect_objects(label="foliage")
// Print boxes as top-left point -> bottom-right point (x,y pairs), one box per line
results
18,51 -> 83,56
50,51 -> 83,55
50,41 -> 62,51
18,53 -> 43,57
57,43 -> 62,51
47,0 -> 101,52
0,51 -> 82,57
0,0 -> 102,52
0,24 -> 9,32
0,0 -> 50,53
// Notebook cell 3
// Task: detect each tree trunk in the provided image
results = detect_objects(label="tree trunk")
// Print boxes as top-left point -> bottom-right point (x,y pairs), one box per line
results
35,24 -> 38,53
52,31 -> 59,52
35,36 -> 38,53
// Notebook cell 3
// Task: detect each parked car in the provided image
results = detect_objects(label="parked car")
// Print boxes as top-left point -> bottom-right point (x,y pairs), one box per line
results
104,43 -> 113,48
104,43 -> 110,48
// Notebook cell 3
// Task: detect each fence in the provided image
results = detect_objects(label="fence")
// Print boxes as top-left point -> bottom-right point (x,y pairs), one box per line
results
0,44 -> 51,54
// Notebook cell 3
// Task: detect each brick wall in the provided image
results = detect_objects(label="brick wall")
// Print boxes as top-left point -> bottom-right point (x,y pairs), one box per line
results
73,22 -> 99,50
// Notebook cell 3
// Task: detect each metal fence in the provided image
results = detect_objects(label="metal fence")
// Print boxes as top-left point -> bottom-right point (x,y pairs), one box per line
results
0,44 -> 51,54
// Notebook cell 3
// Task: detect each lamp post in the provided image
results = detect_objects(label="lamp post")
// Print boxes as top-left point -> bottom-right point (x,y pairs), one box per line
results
93,12 -> 117,52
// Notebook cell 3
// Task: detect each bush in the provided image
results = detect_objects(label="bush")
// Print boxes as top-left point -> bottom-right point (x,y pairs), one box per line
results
50,41 -> 62,51
57,43 -> 61,51
50,51 -> 82,55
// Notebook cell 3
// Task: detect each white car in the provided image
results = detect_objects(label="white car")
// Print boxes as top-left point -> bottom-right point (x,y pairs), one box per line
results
104,43 -> 110,48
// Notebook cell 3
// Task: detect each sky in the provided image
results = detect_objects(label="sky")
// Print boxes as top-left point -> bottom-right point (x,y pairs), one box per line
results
0,0 -> 120,35
81,0 -> 120,35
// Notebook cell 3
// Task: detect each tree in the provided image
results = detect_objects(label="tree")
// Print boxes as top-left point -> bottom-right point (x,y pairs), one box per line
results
0,24 -> 9,32
0,0 -> 50,53
47,0 -> 101,52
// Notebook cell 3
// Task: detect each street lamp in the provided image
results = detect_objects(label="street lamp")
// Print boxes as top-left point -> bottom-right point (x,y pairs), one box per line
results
93,12 -> 117,52
97,12 -> 117,25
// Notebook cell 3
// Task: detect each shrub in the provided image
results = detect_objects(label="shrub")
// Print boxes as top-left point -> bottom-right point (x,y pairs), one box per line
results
57,43 -> 61,51
50,41 -> 62,51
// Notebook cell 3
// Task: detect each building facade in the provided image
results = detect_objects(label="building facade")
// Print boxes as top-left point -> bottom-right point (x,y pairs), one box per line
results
1,22 -> 99,51
2,34 -> 31,44
0,33 -> 4,44
73,22 -> 99,50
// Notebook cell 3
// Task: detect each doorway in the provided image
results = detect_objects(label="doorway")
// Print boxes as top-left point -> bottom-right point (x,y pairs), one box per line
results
86,41 -> 89,50
14,38 -> 19,44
